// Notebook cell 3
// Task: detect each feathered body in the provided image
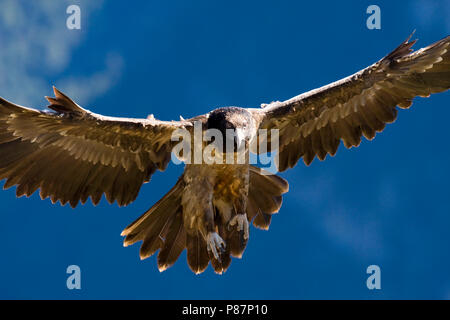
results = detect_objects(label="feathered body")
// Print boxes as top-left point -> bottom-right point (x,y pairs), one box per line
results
122,153 -> 288,274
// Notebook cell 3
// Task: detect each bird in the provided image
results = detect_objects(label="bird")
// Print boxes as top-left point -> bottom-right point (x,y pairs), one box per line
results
0,34 -> 449,274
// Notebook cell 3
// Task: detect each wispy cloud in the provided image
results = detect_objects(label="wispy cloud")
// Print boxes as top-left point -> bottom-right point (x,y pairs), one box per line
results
0,0 -> 122,107
321,206 -> 385,259
292,173 -> 387,260
411,0 -> 450,32
57,53 -> 124,106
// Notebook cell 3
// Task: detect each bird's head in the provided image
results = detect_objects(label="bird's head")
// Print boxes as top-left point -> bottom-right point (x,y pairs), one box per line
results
206,107 -> 255,152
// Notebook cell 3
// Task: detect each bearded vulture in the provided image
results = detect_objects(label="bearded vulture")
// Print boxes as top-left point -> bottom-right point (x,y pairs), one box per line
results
0,34 -> 449,274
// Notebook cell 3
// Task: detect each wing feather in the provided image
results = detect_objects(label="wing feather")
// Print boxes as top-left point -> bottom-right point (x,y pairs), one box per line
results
0,87 -> 198,207
254,35 -> 450,171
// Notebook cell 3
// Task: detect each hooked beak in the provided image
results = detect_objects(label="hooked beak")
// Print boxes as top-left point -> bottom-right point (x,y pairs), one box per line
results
234,128 -> 246,151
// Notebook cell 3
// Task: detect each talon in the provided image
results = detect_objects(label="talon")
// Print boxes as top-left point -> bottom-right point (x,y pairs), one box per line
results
206,232 -> 226,260
229,213 -> 249,239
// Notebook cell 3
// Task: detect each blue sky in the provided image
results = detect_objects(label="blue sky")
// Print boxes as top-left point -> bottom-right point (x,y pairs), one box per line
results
0,0 -> 449,299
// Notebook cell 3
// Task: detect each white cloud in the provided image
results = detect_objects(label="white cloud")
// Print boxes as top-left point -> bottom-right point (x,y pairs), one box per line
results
321,206 -> 385,259
0,0 -> 122,107
411,0 -> 450,33
57,53 -> 124,106
291,173 -> 386,259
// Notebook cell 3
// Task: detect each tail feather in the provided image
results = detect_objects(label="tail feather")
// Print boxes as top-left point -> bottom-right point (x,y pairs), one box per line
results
121,178 -> 183,238
247,166 -> 289,230
157,212 -> 186,271
246,196 -> 259,222
249,190 -> 282,214
211,166 -> 289,269
210,254 -> 232,274
121,166 -> 290,273
253,212 -> 272,230
186,232 -> 210,274
226,227 -> 248,258
139,213 -> 174,260
248,167 -> 289,195
121,177 -> 185,262
210,212 -> 233,273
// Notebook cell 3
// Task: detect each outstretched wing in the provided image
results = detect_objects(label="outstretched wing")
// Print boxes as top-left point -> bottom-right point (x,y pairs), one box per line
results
253,34 -> 450,171
0,87 -> 196,207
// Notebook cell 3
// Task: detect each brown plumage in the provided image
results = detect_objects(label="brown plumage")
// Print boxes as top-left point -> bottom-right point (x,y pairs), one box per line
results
255,34 -> 450,170
0,34 -> 449,274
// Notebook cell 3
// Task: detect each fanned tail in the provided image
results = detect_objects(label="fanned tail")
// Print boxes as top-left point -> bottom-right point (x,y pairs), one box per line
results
247,165 -> 289,230
122,166 -> 289,274
186,232 -> 210,274
121,177 -> 186,272
209,166 -> 289,274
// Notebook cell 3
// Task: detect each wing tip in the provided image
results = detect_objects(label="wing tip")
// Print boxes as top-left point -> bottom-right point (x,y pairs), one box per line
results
45,86 -> 87,115
385,32 -> 418,61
